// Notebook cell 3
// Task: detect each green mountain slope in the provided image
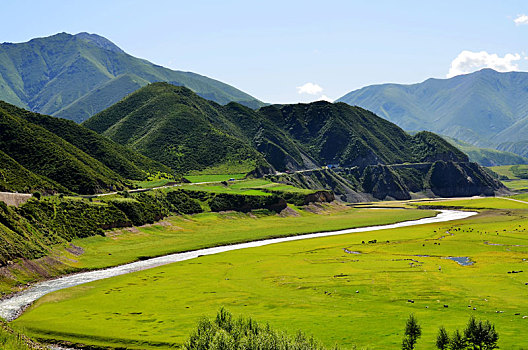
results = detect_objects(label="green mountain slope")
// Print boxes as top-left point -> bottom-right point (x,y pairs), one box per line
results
257,103 -> 468,167
442,136 -> 528,166
0,102 -> 174,194
337,69 -> 528,149
85,83 -> 467,175
84,83 -> 267,174
0,104 -> 128,194
0,150 -> 65,193
0,32 -> 264,123
497,141 -> 528,159
0,101 -> 173,181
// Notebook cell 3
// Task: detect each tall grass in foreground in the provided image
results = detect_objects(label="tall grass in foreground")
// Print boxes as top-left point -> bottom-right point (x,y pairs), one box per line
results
0,322 -> 35,350
185,308 -> 337,350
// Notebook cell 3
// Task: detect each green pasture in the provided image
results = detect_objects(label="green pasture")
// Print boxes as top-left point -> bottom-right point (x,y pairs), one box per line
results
0,329 -> 32,350
489,165 -> 519,179
13,201 -> 528,349
414,196 -> 528,209
183,173 -> 246,183
59,206 -> 433,270
488,165 -> 528,190
503,179 -> 528,191
511,193 -> 528,201
176,178 -> 313,196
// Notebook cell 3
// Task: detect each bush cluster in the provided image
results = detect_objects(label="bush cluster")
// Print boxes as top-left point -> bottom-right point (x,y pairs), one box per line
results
209,193 -> 286,213
401,314 -> 499,350
185,308 -> 327,350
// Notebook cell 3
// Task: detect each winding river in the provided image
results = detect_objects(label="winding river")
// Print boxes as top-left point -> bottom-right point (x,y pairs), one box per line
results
0,209 -> 475,322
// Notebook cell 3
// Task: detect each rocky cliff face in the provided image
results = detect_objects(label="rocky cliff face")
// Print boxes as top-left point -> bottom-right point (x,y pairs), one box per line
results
270,161 -> 507,202
426,161 -> 504,197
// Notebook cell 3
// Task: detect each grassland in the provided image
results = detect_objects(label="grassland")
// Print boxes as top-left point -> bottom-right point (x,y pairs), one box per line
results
502,179 -> 528,191
183,173 -> 246,183
414,196 -> 528,209
59,206 -> 433,270
489,165 -> 528,191
489,165 -> 519,179
12,198 -> 528,349
0,322 -> 39,350
174,178 -> 314,197
511,193 -> 528,201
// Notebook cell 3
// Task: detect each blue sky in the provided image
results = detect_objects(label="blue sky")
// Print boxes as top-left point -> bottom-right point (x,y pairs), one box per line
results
2,0 -> 528,103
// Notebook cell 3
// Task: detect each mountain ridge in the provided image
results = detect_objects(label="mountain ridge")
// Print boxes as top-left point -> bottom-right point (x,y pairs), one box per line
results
0,32 -> 265,123
84,83 -> 469,175
81,82 -> 505,201
337,69 -> 528,151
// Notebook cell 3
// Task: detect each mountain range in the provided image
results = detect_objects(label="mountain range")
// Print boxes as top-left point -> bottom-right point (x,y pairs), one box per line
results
0,82 -> 504,199
0,32 -> 264,123
337,69 -> 528,157
0,31 -> 509,200
83,82 -> 468,174
81,83 -> 504,200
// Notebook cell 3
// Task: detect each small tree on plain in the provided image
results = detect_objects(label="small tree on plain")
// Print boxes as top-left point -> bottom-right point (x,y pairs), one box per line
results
402,314 -> 422,350
450,330 -> 466,350
435,326 -> 450,350
464,316 -> 499,350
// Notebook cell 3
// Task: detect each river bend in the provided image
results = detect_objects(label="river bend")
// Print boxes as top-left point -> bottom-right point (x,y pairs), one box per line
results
0,209 -> 475,321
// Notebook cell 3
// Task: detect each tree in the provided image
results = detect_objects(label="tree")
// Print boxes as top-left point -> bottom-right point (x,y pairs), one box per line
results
450,330 -> 466,350
436,326 -> 450,350
481,321 -> 499,350
402,314 -> 422,350
464,316 -> 499,350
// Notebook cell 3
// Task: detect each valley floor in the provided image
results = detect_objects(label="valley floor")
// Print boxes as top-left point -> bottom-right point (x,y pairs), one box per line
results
4,198 -> 528,349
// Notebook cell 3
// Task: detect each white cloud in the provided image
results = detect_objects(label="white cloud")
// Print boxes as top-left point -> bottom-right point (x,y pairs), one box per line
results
297,82 -> 323,95
319,95 -> 334,102
514,14 -> 528,25
447,50 -> 522,78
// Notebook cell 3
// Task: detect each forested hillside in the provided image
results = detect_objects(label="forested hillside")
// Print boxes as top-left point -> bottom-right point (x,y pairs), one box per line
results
0,101 -> 173,194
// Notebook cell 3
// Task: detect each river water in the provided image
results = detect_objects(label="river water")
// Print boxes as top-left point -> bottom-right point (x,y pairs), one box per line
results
0,209 -> 475,322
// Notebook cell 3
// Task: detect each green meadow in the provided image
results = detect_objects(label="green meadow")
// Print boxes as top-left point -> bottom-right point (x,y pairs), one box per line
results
61,206 -> 433,270
183,173 -> 247,183
173,178 -> 315,197
489,165 -> 528,191
503,179 -> 528,191
489,165 -> 519,179
415,196 -> 528,209
12,199 -> 528,349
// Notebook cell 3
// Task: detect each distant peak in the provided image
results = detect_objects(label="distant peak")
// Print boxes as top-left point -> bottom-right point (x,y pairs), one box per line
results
74,32 -> 124,54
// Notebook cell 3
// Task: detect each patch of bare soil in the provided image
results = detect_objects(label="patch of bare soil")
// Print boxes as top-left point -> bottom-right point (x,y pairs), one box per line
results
106,226 -> 141,239
278,206 -> 300,217
64,243 -> 84,256
14,256 -> 63,278
156,220 -> 173,227
303,201 -> 347,214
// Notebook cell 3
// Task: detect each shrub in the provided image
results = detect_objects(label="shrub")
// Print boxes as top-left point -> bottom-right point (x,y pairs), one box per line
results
402,314 -> 421,350
209,193 -> 286,213
166,190 -> 203,214
184,308 -> 327,350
